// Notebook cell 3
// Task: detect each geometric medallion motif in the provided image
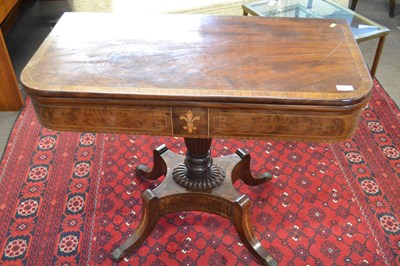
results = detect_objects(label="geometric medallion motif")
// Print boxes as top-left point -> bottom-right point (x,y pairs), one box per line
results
58,233 -> 80,255
3,238 -> 29,259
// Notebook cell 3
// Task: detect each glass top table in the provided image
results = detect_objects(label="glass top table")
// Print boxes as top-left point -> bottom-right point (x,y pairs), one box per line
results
242,0 -> 390,77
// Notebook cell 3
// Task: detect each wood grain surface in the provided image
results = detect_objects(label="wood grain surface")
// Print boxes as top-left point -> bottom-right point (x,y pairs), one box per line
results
0,0 -> 17,23
0,0 -> 24,111
0,29 -> 23,111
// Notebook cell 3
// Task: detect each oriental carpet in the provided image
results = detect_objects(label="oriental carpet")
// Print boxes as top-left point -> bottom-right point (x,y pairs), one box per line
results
0,80 -> 399,265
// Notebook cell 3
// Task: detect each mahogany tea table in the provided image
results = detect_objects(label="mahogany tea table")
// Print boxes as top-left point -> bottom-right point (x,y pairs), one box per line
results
21,13 -> 372,265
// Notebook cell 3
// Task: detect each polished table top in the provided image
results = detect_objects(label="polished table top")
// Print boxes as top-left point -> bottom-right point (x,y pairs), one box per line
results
22,13 -> 372,141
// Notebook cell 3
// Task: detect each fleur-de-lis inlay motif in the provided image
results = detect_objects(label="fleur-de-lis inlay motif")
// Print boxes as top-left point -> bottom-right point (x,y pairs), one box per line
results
180,110 -> 200,133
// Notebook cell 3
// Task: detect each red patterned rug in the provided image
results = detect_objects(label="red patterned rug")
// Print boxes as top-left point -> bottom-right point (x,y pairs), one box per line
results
0,80 -> 399,265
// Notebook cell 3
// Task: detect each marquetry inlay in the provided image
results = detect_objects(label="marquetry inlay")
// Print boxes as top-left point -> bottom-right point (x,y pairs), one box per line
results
213,115 -> 227,131
154,112 -> 168,130
179,110 -> 200,134
172,108 -> 208,136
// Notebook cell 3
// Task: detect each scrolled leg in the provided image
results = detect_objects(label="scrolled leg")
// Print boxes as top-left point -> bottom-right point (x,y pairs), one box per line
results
112,189 -> 160,261
232,149 -> 272,185
135,144 -> 168,180
233,195 -> 277,266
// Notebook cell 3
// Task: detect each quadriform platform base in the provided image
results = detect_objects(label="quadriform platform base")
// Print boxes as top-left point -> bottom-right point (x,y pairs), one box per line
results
21,13 -> 372,265
112,139 -> 277,265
